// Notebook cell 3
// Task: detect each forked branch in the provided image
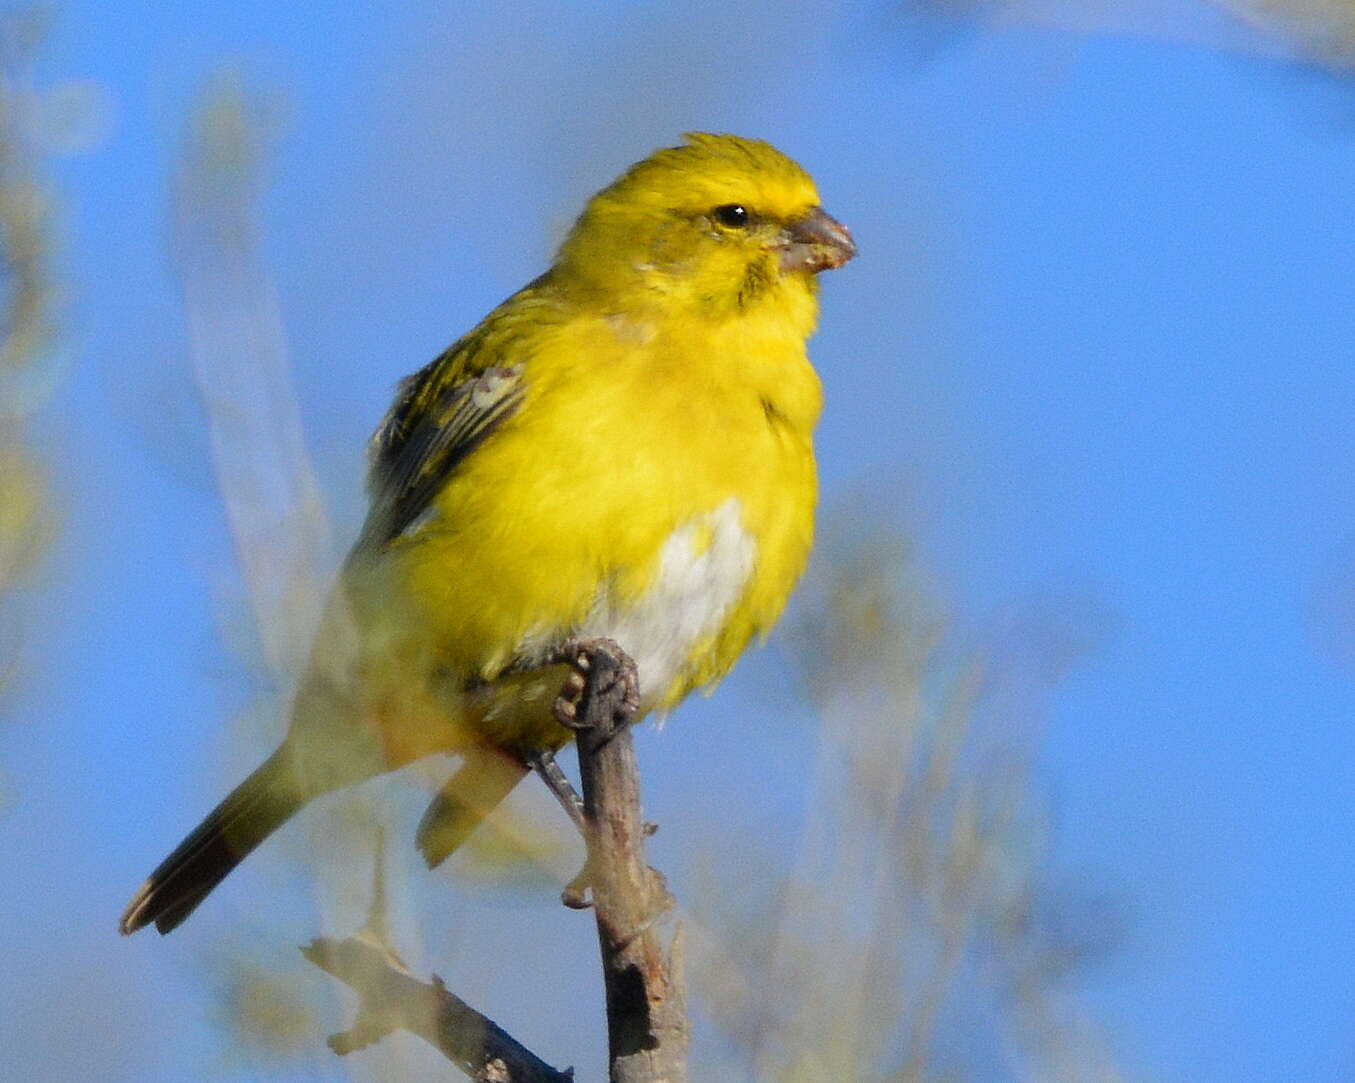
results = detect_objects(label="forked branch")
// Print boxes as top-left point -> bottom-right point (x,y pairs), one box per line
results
301,933 -> 573,1082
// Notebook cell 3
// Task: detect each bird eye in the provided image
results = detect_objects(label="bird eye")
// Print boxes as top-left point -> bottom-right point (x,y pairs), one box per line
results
712,204 -> 750,228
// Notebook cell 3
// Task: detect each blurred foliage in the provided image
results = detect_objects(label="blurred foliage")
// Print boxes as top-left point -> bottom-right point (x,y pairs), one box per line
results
214,955 -> 320,1065
686,516 -> 1127,1082
1,8 -> 106,720
0,9 -> 58,712
0,444 -> 47,591
915,0 -> 1355,70
1223,0 -> 1355,63
0,7 -> 102,743
168,70 -> 348,1070
173,70 -> 328,683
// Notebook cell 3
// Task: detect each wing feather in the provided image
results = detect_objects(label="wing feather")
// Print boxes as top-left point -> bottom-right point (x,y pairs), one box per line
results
353,351 -> 526,556
351,277 -> 566,558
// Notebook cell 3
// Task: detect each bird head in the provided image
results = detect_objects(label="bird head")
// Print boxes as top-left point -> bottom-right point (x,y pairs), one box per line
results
555,133 -> 855,318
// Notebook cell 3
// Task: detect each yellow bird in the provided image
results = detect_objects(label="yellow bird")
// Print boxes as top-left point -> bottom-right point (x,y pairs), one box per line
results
120,132 -> 855,935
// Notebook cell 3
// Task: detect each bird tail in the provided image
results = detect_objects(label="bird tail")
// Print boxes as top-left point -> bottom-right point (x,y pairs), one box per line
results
415,748 -> 529,869
120,748 -> 308,936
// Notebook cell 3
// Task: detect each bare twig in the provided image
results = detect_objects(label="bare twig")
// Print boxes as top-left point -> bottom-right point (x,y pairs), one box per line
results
564,639 -> 690,1083
300,933 -> 573,1082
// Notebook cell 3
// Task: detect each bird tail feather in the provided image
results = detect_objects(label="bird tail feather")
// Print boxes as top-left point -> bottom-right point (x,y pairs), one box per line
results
119,748 -> 306,936
415,749 -> 528,869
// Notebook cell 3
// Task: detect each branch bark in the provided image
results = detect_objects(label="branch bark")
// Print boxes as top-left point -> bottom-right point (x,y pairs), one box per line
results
300,933 -> 573,1082
568,640 -> 690,1083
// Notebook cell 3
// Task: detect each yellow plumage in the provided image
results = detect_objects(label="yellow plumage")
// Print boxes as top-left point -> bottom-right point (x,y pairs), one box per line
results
121,132 -> 855,935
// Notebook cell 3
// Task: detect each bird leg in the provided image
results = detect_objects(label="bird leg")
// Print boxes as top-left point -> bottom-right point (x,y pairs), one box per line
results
533,637 -> 642,908
527,749 -> 586,834
526,749 -> 594,909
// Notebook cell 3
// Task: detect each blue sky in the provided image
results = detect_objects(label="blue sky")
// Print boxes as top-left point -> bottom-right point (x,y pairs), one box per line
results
3,2 -> 1355,1080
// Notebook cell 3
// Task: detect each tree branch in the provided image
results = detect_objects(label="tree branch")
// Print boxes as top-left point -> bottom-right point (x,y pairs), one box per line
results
565,639 -> 690,1083
300,933 -> 573,1082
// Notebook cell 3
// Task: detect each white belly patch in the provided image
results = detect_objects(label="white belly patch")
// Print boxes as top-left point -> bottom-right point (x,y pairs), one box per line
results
581,497 -> 756,706
497,497 -> 756,721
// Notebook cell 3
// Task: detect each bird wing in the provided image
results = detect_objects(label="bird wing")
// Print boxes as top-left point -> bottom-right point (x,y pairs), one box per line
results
353,342 -> 527,556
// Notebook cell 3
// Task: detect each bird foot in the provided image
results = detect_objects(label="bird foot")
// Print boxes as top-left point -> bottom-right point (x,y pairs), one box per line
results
541,638 -> 641,910
551,636 -> 640,730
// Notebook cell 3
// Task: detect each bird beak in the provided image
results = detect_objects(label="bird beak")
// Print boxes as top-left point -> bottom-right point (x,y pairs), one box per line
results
778,206 -> 857,274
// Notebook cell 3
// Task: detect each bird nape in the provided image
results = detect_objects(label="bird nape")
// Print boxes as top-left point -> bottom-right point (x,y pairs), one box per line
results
120,132 -> 856,936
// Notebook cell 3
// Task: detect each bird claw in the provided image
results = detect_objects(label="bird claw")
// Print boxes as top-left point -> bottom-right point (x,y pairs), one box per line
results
551,637 -> 640,731
552,694 -> 580,729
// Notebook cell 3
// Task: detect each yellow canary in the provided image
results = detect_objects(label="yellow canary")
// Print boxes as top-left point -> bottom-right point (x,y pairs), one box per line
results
120,132 -> 855,935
